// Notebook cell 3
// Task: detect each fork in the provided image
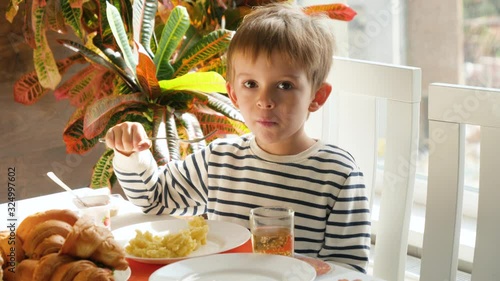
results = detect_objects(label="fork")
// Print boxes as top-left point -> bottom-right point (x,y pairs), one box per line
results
98,130 -> 217,144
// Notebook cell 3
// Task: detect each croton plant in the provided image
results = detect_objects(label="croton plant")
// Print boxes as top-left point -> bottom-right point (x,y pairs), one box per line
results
5,0 -> 356,189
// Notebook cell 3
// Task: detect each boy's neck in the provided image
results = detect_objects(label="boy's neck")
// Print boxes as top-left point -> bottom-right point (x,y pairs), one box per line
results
254,136 -> 317,156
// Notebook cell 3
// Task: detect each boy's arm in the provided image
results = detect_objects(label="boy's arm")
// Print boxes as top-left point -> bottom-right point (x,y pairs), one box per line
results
320,171 -> 371,273
112,148 -> 209,216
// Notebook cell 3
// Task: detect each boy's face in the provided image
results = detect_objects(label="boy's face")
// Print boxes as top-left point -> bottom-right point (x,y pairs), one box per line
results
227,51 -> 331,155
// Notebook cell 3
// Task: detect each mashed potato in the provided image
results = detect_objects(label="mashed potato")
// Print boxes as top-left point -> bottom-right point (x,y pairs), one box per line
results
126,216 -> 209,258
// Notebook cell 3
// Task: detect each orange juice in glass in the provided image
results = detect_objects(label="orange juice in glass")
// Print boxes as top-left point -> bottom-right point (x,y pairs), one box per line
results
249,206 -> 294,256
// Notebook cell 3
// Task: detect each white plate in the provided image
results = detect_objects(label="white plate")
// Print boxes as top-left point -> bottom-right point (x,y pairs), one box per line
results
114,267 -> 131,281
112,219 -> 250,264
149,253 -> 317,281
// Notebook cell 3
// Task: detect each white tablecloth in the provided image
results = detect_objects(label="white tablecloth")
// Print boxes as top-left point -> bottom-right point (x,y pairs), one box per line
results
0,188 -> 386,281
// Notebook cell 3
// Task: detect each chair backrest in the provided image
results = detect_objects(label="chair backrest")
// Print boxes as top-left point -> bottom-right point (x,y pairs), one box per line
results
420,83 -> 500,281
323,56 -> 422,281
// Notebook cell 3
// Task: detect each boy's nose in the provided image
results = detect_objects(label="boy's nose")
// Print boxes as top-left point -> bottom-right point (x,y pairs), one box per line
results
256,90 -> 275,109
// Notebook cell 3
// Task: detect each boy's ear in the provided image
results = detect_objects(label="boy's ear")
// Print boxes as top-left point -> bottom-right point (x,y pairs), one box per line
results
226,82 -> 239,108
309,83 -> 332,112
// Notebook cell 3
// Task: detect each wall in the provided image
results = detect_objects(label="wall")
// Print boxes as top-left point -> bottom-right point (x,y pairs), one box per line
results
0,5 -> 108,204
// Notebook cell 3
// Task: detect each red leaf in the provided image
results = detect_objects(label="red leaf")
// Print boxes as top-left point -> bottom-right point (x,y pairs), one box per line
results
304,3 -> 357,22
63,108 -> 147,154
13,71 -> 50,105
46,0 -> 67,34
83,93 -> 148,139
136,45 -> 161,100
54,65 -> 109,108
63,108 -> 91,154
14,54 -> 84,105
23,0 -> 36,48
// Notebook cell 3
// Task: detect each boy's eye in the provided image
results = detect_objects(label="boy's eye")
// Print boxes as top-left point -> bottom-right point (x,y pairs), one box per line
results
243,81 -> 257,88
277,82 -> 293,90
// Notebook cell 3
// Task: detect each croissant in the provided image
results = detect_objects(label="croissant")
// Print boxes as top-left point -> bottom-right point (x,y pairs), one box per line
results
16,209 -> 79,259
16,253 -> 115,281
0,230 -> 23,281
0,255 -> 3,281
17,209 -> 79,243
60,216 -> 128,270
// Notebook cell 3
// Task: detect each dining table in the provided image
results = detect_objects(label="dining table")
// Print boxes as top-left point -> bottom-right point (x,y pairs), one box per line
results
0,188 -> 386,281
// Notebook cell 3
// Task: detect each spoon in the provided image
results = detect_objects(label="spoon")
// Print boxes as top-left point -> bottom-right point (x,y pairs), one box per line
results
46,172 -> 89,207
97,130 -> 217,144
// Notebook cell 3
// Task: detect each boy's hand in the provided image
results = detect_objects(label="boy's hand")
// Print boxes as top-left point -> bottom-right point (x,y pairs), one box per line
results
105,122 -> 151,156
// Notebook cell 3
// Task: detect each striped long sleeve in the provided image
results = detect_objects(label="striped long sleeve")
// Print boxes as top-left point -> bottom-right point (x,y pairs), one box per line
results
113,134 -> 371,272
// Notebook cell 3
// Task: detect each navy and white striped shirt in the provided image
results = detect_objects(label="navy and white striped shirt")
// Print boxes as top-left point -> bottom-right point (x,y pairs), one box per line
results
113,134 -> 371,272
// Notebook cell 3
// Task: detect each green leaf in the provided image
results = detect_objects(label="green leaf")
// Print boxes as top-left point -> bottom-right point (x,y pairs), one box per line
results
33,5 -> 61,89
90,149 -> 115,189
154,6 -> 190,80
159,72 -> 227,94
132,0 -> 158,57
172,29 -> 233,78
106,1 -> 137,75
83,93 -> 148,139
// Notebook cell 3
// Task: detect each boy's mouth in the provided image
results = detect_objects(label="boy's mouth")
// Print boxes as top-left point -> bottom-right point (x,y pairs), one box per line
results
257,119 -> 277,127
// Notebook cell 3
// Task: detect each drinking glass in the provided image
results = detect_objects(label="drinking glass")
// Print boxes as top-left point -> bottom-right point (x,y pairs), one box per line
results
249,206 -> 294,256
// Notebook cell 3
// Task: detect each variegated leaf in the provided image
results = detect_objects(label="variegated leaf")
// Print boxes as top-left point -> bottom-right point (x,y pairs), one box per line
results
158,72 -> 227,94
172,29 -> 233,78
83,93 -> 148,139
23,0 -> 36,48
165,108 -> 181,161
61,0 -> 83,38
152,107 -> 172,165
154,6 -> 190,80
33,5 -> 61,89
175,25 -> 200,63
178,112 -> 208,152
90,149 -> 115,189
63,108 -> 97,154
190,109 -> 249,137
57,39 -> 139,91
304,4 -> 357,22
13,54 -> 84,105
106,1 -> 137,75
5,0 -> 24,23
54,65 -> 109,108
198,57 -> 226,77
189,91 -> 244,123
136,44 -> 161,99
64,108 -> 149,154
132,0 -> 157,57
46,0 -> 67,33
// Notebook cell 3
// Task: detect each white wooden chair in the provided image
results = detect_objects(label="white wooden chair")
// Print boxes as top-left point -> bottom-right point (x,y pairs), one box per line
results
420,83 -> 500,281
322,57 -> 422,281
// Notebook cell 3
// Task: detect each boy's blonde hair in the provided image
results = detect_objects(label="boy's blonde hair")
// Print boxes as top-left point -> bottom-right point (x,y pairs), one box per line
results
226,3 -> 336,92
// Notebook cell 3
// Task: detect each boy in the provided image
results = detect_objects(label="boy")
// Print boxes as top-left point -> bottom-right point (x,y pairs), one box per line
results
106,3 -> 371,273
